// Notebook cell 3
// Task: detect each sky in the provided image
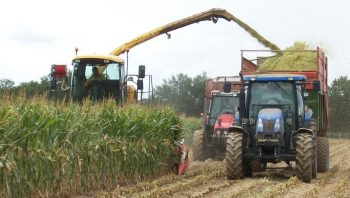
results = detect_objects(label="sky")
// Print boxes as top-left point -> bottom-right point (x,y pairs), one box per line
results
0,0 -> 349,86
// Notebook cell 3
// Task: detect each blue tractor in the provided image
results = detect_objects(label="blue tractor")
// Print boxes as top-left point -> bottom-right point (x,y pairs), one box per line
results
226,74 -> 322,182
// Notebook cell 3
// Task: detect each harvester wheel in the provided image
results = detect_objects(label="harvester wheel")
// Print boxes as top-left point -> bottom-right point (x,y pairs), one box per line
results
317,137 -> 330,172
296,133 -> 313,183
193,130 -> 208,161
226,133 -> 243,179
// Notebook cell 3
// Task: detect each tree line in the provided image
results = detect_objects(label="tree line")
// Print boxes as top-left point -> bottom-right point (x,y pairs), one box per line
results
1,74 -> 349,133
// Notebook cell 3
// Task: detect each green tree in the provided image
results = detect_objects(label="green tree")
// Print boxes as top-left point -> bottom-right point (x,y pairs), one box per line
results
328,76 -> 350,133
155,72 -> 207,116
0,78 -> 15,89
13,76 -> 50,97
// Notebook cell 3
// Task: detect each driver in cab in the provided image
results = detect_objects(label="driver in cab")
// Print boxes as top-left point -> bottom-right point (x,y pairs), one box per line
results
84,66 -> 105,88
84,66 -> 105,101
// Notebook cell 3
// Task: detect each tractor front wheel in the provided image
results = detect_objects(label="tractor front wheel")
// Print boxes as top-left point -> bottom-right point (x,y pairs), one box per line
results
193,130 -> 210,161
226,133 -> 246,179
296,133 -> 313,183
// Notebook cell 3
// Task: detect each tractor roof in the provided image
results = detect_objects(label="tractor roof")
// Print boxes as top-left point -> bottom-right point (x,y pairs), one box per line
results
73,54 -> 124,63
243,74 -> 306,82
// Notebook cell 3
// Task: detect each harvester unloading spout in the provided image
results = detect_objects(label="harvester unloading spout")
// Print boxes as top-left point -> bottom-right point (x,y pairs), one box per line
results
110,8 -> 280,56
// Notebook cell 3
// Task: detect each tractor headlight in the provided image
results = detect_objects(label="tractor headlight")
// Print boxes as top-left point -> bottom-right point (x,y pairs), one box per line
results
274,119 -> 281,132
257,118 -> 263,132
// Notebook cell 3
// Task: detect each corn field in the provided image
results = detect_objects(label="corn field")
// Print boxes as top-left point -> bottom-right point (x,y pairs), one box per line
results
0,95 -> 182,197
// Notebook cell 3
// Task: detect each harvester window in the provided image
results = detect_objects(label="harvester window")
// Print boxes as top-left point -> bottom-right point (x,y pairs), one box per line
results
103,63 -> 120,80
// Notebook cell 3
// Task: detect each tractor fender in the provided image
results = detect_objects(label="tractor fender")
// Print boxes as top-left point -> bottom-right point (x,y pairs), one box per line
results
228,126 -> 244,133
297,128 -> 314,136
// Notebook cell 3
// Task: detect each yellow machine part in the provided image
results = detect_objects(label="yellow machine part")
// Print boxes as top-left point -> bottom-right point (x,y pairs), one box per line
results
127,85 -> 137,103
110,8 -> 280,56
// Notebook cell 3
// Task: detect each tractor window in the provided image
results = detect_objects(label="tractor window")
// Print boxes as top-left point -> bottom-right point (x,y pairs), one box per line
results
249,82 -> 294,118
250,82 -> 293,105
209,96 -> 239,126
297,85 -> 304,123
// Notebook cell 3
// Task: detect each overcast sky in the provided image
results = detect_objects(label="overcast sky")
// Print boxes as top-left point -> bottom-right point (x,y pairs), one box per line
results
0,0 -> 349,86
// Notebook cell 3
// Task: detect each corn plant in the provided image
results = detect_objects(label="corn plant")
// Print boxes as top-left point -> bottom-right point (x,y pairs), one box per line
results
0,96 -> 182,197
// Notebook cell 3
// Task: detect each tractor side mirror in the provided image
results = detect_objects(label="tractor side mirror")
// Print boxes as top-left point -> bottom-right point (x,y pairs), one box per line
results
313,80 -> 321,92
137,79 -> 143,90
224,82 -> 231,93
138,65 -> 145,78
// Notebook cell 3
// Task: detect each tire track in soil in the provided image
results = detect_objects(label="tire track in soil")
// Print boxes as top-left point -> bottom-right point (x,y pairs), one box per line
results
85,139 -> 350,198
320,168 -> 350,198
169,178 -> 231,198
199,162 -> 296,198
94,160 -> 222,197
276,139 -> 350,198
181,177 -> 272,198
301,139 -> 350,198
137,165 -> 226,198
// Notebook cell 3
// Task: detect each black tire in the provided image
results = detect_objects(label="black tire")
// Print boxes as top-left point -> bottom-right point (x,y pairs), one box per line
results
310,121 -> 317,179
296,133 -> 313,183
226,133 -> 243,179
317,137 -> 330,172
312,136 -> 317,179
193,130 -> 207,161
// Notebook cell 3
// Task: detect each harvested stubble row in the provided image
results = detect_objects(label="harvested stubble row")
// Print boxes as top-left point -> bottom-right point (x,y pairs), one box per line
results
0,97 -> 181,197
259,42 -> 317,71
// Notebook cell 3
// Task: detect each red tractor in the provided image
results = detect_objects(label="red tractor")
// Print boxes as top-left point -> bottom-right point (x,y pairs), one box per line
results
193,76 -> 240,161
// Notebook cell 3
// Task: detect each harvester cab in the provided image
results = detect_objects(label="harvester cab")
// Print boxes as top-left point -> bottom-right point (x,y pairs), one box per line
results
50,54 -> 152,104
70,55 -> 125,103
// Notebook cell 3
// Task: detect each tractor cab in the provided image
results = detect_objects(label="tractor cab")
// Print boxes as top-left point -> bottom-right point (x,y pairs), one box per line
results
207,91 -> 239,133
201,91 -> 239,159
71,55 -> 126,103
241,74 -> 306,155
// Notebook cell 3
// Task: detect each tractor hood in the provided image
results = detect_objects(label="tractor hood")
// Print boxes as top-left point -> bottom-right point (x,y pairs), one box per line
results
214,112 -> 234,132
256,108 -> 284,133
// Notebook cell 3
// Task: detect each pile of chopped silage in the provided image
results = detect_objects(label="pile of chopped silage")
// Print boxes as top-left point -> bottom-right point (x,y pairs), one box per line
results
259,42 -> 317,71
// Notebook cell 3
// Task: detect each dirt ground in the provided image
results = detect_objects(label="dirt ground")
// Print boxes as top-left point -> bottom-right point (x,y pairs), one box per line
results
84,138 -> 350,198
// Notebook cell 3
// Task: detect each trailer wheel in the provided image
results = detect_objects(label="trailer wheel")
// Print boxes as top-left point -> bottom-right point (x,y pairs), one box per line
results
317,137 -> 329,172
296,133 -> 313,183
193,130 -> 209,161
226,133 -> 244,179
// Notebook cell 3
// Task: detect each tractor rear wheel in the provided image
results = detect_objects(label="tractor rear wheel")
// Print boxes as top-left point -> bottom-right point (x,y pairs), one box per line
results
317,137 -> 330,172
193,130 -> 209,161
296,133 -> 313,183
226,133 -> 244,179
